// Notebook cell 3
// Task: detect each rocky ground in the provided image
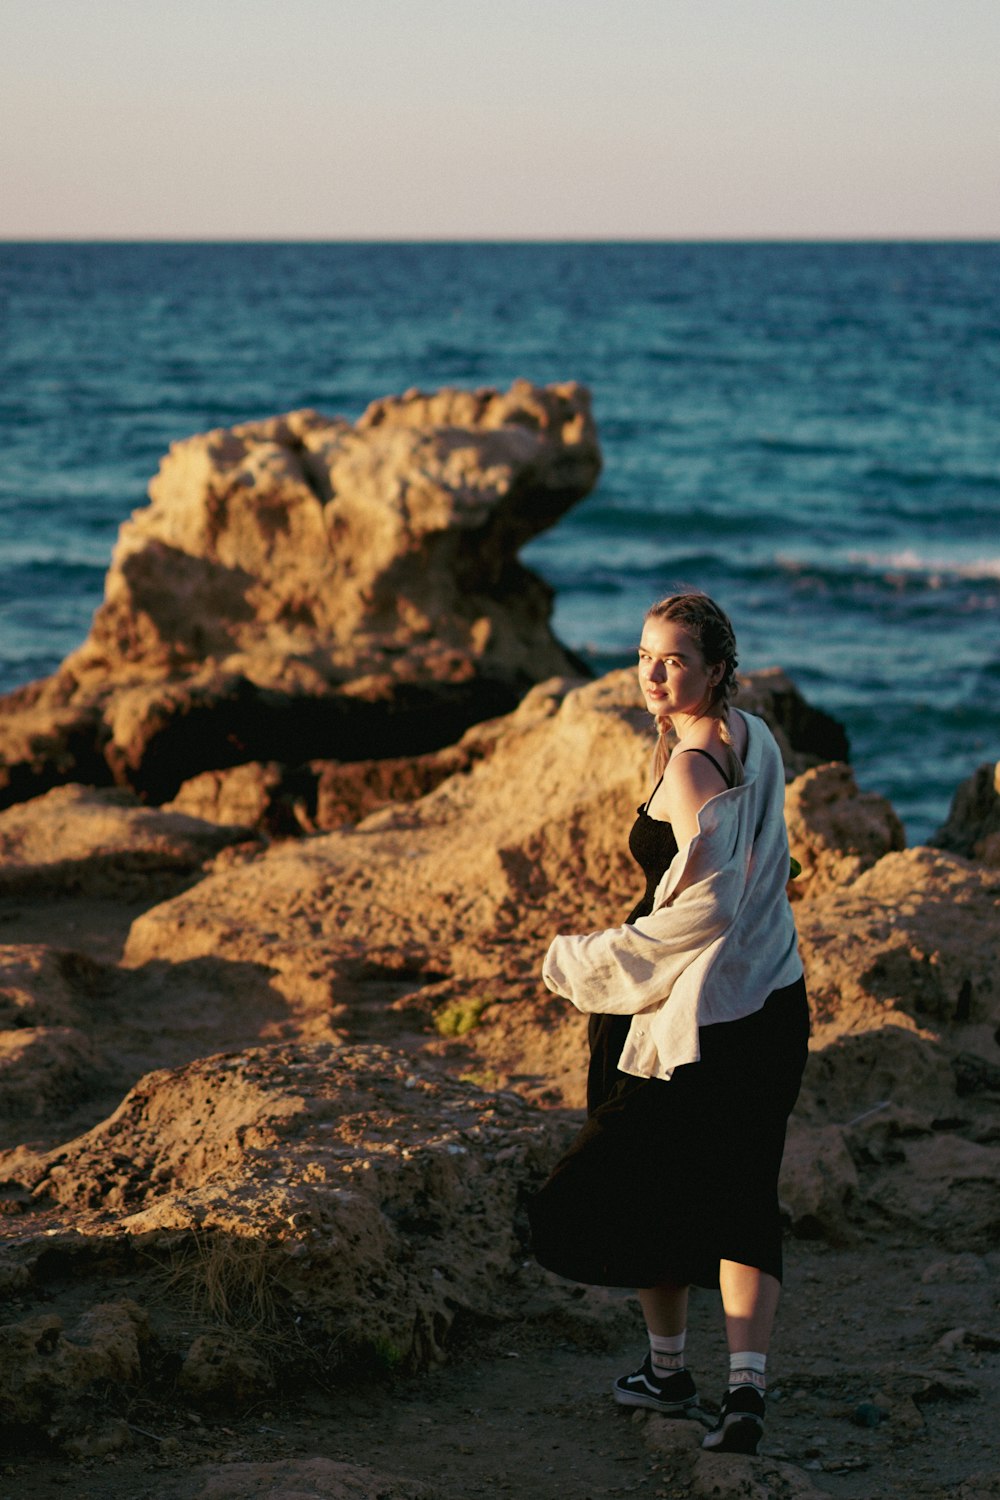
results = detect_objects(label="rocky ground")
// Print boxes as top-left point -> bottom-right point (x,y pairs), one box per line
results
2,388 -> 998,1499
4,1236 -> 998,1500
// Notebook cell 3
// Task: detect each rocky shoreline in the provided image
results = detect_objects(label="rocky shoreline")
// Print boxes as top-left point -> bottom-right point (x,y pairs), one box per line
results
1,384 -> 998,1499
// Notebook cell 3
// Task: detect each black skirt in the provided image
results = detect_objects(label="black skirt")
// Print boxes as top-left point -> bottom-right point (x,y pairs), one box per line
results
528,976 -> 809,1290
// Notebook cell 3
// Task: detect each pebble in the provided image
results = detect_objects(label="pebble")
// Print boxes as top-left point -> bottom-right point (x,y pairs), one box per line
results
852,1401 -> 886,1428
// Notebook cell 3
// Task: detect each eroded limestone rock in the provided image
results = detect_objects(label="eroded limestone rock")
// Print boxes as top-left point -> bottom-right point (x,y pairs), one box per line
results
0,383 -> 602,806
2,1044 -> 566,1386
0,783 -> 255,897
784,762 -> 905,900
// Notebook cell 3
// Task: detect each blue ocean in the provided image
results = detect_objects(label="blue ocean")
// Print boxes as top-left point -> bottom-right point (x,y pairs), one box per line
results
1,242 -> 998,843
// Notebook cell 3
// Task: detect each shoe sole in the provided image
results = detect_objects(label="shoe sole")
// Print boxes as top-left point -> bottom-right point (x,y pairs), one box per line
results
613,1387 -> 702,1416
702,1415 -> 763,1455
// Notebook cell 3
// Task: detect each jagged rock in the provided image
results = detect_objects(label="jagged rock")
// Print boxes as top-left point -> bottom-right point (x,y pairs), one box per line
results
161,674 -> 562,835
932,760 -> 1000,866
165,761 -> 293,833
1,1044 -> 565,1384
0,783 -> 255,897
689,1450 -> 827,1497
734,668 -> 849,775
784,762 -> 905,900
795,848 -> 1000,1042
0,382 -> 602,806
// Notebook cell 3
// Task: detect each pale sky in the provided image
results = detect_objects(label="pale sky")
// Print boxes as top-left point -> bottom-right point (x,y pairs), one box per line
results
1,0 -> 997,239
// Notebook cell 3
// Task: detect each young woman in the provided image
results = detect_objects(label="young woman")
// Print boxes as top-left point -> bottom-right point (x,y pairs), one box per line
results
528,591 -> 809,1456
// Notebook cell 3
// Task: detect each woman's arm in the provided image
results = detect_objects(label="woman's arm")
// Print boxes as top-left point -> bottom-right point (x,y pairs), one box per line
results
660,750 -> 730,847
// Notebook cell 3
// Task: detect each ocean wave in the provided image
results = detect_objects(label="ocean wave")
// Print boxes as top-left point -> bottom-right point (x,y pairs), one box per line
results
864,464 -> 1000,492
844,549 -> 1000,582
744,436 -> 858,459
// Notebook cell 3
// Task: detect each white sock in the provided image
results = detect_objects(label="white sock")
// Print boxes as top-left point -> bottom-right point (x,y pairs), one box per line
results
649,1330 -> 686,1374
728,1350 -> 767,1392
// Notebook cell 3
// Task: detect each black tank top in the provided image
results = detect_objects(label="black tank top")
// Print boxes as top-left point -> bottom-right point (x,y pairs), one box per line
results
625,748 -> 735,923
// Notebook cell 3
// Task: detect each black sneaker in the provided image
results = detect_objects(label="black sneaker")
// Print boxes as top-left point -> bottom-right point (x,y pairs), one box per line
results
613,1354 -> 700,1414
701,1384 -> 766,1454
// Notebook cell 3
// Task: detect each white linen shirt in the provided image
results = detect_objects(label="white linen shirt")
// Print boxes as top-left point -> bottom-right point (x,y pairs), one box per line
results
542,709 -> 802,1081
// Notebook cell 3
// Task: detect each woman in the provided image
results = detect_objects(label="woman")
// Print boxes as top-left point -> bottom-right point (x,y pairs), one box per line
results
528,591 -> 809,1457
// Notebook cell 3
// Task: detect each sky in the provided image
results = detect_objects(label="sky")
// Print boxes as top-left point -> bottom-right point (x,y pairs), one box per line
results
1,0 -> 998,240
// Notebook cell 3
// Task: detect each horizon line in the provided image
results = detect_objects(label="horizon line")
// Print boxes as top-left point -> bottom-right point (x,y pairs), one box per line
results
3,234 -> 1000,247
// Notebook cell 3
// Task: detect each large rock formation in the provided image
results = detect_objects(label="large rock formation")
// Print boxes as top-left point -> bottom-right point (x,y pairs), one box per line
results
0,1044 -> 565,1447
932,759 -> 1000,866
0,382 -> 601,807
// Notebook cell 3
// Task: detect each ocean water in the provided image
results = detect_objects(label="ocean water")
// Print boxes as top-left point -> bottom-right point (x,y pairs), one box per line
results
1,241 -> 998,842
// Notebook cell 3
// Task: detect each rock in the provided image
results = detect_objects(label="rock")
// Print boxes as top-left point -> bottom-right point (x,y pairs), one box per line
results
921,1254 -> 989,1285
116,669 -> 853,1108
689,1451 -> 827,1497
61,1416 -> 132,1459
861,1134 -> 1000,1249
2,1044 -> 565,1383
951,1477 -> 1000,1500
116,672 -> 652,1107
640,1412 -> 827,1497
0,382 -> 602,806
174,1456 -> 434,1500
932,761 -> 1000,866
851,1400 -> 886,1427
784,762 -> 905,900
952,1051 -> 1000,1097
165,761 -> 295,834
796,1027 -> 958,1131
0,783 -> 256,897
179,1330 -> 275,1408
0,1026 -> 107,1122
0,1299 -> 147,1441
779,1122 -> 859,1243
735,668 -> 850,775
0,943 -> 100,1030
796,848 -> 1000,1042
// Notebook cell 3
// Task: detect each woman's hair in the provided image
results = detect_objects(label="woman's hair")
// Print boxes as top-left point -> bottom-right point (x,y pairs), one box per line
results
645,591 -> 742,781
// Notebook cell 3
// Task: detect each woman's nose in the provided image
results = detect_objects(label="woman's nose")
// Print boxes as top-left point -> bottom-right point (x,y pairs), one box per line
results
647,660 -> 665,682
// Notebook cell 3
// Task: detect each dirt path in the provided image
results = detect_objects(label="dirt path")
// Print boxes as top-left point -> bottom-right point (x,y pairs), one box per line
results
8,1239 -> 997,1500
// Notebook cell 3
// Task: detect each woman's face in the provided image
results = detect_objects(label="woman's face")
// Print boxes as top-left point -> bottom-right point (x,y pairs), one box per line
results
637,617 -> 722,722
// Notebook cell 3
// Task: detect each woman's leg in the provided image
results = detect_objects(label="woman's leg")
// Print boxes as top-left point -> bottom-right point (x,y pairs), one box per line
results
718,1261 -> 780,1352
702,1260 -> 778,1454
638,1281 -> 690,1337
614,1280 -> 698,1412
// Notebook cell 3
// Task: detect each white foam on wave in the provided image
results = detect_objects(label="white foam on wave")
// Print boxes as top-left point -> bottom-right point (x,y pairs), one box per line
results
846,548 -> 1000,581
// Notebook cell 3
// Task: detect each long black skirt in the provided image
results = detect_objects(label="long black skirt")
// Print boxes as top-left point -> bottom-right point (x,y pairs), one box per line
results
528,976 -> 809,1290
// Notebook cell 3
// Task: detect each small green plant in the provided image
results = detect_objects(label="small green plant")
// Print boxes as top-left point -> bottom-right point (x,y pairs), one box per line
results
459,1069 -> 503,1092
433,996 -> 491,1038
370,1336 -> 405,1373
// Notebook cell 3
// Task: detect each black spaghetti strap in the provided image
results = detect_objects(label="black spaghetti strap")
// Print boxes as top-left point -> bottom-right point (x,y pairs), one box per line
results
674,747 -> 734,788
641,769 -> 668,813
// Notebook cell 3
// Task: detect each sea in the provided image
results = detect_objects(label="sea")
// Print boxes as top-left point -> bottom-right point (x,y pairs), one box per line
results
1,241 -> 998,844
